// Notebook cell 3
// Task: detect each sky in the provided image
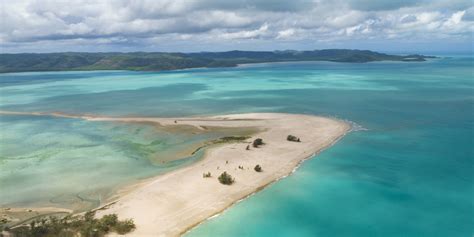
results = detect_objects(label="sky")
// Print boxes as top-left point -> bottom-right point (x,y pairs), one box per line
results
1,0 -> 473,53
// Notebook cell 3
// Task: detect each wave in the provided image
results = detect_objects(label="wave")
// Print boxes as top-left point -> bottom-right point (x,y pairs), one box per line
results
345,120 -> 369,132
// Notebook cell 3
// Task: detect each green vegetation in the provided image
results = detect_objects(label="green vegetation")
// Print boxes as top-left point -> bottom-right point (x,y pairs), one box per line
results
218,172 -> 235,185
5,211 -> 135,237
254,165 -> 262,172
114,219 -> 136,235
287,135 -> 301,142
0,50 -> 434,73
203,172 -> 212,178
252,138 -> 264,148
214,136 -> 251,144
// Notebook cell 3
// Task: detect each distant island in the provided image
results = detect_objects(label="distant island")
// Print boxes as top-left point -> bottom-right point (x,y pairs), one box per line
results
0,49 -> 435,73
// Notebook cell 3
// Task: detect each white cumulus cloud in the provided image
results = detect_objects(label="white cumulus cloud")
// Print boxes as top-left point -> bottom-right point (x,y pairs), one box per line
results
0,0 -> 472,52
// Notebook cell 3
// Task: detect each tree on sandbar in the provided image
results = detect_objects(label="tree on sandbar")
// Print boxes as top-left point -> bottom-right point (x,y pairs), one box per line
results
218,172 -> 234,185
287,135 -> 301,142
252,138 -> 264,148
5,211 -> 135,237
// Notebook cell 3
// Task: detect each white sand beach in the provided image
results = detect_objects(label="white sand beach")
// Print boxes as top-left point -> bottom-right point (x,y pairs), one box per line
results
84,113 -> 350,236
0,111 -> 349,236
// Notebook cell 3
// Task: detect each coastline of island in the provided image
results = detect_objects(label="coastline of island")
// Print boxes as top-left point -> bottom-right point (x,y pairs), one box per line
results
0,49 -> 435,73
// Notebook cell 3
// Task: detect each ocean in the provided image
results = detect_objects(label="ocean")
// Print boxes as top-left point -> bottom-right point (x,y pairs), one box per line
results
0,55 -> 472,236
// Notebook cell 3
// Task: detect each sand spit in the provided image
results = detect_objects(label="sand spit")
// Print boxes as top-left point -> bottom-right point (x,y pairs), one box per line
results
0,111 -> 350,236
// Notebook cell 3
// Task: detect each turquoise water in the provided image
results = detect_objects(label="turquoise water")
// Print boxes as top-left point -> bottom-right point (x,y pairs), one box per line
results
0,114 -> 227,210
0,56 -> 472,236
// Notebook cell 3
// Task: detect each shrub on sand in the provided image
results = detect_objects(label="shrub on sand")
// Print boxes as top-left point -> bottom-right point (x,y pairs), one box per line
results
287,135 -> 301,142
218,172 -> 234,185
252,138 -> 264,148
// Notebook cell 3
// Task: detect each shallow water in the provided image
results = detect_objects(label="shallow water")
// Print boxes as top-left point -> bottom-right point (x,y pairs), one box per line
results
0,56 -> 472,236
0,115 -> 237,211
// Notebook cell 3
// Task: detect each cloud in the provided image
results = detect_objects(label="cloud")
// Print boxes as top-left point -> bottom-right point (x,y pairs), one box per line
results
217,23 -> 269,40
0,0 -> 473,52
462,7 -> 474,21
277,28 -> 296,39
347,0 -> 420,11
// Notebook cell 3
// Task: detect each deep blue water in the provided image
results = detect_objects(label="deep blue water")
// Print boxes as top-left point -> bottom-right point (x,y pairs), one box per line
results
0,56 -> 472,236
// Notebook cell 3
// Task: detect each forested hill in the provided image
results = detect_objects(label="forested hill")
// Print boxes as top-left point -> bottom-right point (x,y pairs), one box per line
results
0,49 -> 434,73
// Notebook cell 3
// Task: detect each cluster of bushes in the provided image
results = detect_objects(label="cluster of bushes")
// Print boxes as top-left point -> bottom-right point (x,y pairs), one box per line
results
5,211 -> 135,237
216,136 -> 251,144
287,135 -> 301,142
252,138 -> 264,148
218,172 -> 234,185
203,172 -> 212,178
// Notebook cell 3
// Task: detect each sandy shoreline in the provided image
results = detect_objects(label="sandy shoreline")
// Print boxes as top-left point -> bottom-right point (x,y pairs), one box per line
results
0,111 -> 350,236
92,113 -> 350,236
